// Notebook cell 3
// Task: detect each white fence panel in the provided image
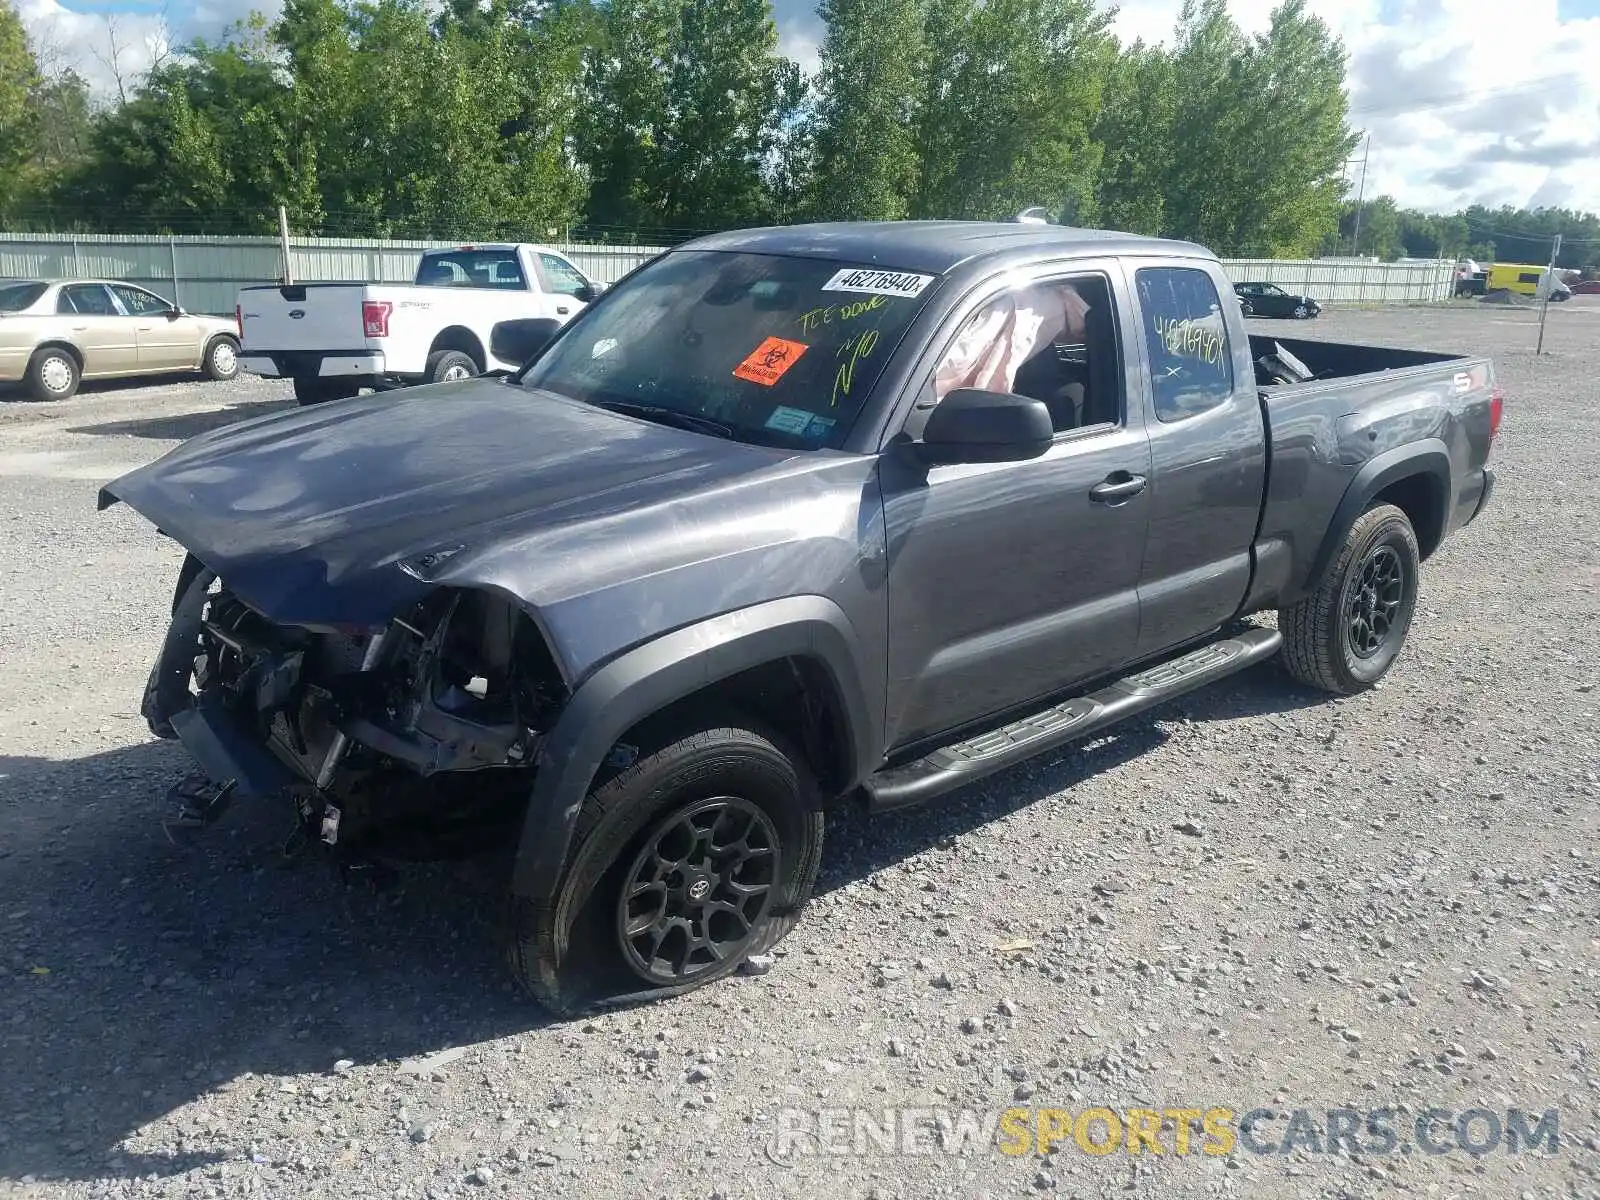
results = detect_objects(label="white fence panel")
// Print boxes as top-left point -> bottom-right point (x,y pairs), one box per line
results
0,232 -> 1452,316
1219,257 -> 1455,304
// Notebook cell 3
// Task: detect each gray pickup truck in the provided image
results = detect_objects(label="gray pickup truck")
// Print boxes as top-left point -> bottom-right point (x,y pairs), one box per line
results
101,221 -> 1500,1011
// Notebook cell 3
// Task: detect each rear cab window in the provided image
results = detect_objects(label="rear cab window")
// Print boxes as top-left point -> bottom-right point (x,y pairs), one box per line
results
1135,266 -> 1236,422
417,249 -> 528,290
518,251 -> 940,449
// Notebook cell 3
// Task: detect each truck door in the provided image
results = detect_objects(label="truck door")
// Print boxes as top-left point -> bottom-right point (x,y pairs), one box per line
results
1124,261 -> 1268,657
880,264 -> 1152,750
535,252 -> 597,322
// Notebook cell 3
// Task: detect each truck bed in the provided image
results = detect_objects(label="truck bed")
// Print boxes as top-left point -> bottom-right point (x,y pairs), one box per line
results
1247,331 -> 1498,616
1249,333 -> 1466,388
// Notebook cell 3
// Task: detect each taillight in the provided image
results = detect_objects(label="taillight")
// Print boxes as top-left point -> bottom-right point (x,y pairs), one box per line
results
362,300 -> 393,339
1489,387 -> 1504,444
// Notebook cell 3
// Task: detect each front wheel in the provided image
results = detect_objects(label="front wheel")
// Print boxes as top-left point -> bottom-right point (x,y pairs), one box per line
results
1240,300 -> 1254,317
508,722 -> 824,1014
1293,303 -> 1309,319
1278,503 -> 1420,695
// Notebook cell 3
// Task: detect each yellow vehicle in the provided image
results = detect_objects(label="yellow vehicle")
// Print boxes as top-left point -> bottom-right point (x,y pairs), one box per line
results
1485,262 -> 1569,299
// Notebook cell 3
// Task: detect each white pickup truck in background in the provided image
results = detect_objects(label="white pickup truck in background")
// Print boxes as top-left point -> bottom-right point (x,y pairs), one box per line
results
237,243 -> 605,405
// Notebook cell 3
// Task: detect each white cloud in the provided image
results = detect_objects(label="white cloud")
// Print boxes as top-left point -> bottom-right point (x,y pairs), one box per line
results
21,0 -> 280,97
1108,0 -> 1600,213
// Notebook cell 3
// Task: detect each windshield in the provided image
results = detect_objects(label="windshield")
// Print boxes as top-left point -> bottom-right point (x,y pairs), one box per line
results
0,282 -> 47,312
518,250 -> 940,450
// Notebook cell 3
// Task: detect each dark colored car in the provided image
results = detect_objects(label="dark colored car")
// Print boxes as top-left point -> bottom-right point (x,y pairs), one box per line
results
1235,281 -> 1321,319
101,221 -> 1501,1011
1570,279 -> 1600,296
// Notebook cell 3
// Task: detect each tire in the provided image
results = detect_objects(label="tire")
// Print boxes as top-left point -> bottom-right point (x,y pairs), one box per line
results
202,336 -> 239,381
1278,503 -> 1420,695
292,376 -> 360,406
508,722 -> 825,1015
1293,303 -> 1309,319
142,562 -> 218,739
26,347 -> 80,401
1240,301 -> 1254,317
426,349 -> 478,385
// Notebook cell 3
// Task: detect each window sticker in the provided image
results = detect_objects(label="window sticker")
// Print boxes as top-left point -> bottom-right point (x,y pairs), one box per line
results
820,268 -> 935,298
803,414 -> 836,440
734,336 -> 809,386
764,405 -> 817,435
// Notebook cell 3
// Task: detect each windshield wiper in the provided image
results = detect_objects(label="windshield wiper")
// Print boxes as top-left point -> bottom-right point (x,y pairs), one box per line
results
593,399 -> 736,440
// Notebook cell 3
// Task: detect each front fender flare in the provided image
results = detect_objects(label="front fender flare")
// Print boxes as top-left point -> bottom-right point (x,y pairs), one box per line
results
510,595 -> 879,900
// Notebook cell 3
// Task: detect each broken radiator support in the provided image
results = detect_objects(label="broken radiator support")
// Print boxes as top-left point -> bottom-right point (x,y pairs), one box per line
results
313,626 -> 395,846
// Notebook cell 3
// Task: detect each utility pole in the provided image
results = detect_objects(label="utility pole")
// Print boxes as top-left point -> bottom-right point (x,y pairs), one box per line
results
278,204 -> 294,286
1350,133 -> 1370,257
1537,232 -> 1561,355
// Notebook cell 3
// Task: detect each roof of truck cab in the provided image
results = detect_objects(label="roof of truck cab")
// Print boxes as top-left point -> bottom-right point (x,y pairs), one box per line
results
678,221 -> 1213,275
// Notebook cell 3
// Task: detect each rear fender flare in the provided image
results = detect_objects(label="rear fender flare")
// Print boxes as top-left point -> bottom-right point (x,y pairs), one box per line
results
1299,440 -> 1451,598
510,595 -> 879,900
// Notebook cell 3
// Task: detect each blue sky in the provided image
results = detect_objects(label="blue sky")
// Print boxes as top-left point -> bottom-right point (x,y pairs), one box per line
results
25,0 -> 1600,214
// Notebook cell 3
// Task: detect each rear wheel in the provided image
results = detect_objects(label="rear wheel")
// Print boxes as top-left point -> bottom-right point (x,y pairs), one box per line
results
292,376 -> 361,406
26,347 -> 80,401
1278,503 -> 1420,695
425,349 -> 478,385
508,722 -> 824,1014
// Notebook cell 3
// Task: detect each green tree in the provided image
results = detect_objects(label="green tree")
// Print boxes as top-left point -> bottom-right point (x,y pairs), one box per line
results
1159,0 -> 1251,250
655,0 -> 804,231
808,0 -> 924,221
1227,0 -> 1358,255
0,1 -> 40,217
1091,40 -> 1173,235
30,69 -> 93,179
912,0 -> 1114,222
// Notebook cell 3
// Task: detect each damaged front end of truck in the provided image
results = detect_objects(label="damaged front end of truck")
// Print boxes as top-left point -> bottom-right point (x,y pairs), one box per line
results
144,557 -> 569,868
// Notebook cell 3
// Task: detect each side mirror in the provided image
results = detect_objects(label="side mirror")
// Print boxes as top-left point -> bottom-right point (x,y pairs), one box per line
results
490,317 -> 560,366
918,388 -> 1054,465
574,281 -> 604,304
166,306 -> 185,320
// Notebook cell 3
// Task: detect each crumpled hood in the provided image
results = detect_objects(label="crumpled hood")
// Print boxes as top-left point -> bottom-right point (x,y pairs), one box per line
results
100,380 -> 801,628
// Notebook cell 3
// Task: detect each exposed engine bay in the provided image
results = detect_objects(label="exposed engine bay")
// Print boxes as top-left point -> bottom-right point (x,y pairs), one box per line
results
145,560 -> 567,863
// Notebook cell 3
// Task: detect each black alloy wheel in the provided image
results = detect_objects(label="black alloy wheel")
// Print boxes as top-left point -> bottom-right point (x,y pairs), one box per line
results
617,795 -> 779,985
1344,544 -> 1405,660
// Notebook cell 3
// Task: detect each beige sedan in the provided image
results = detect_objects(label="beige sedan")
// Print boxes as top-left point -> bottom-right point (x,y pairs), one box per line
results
0,279 -> 242,401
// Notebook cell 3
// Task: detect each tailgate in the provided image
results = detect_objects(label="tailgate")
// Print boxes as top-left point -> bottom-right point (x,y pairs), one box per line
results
239,284 -> 371,353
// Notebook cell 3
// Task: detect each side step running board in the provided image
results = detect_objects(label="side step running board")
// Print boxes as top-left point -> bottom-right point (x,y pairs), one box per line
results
863,625 -> 1282,811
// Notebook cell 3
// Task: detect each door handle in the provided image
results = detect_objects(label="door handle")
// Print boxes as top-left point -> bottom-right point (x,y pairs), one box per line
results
1089,472 -> 1148,504
556,306 -> 570,315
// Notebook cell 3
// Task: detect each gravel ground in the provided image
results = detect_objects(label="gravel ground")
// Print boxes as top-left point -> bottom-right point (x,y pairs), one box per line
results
1,304 -> 1597,1200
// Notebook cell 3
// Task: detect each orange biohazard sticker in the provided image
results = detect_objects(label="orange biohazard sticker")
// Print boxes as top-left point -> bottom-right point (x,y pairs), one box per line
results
734,337 -> 808,386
